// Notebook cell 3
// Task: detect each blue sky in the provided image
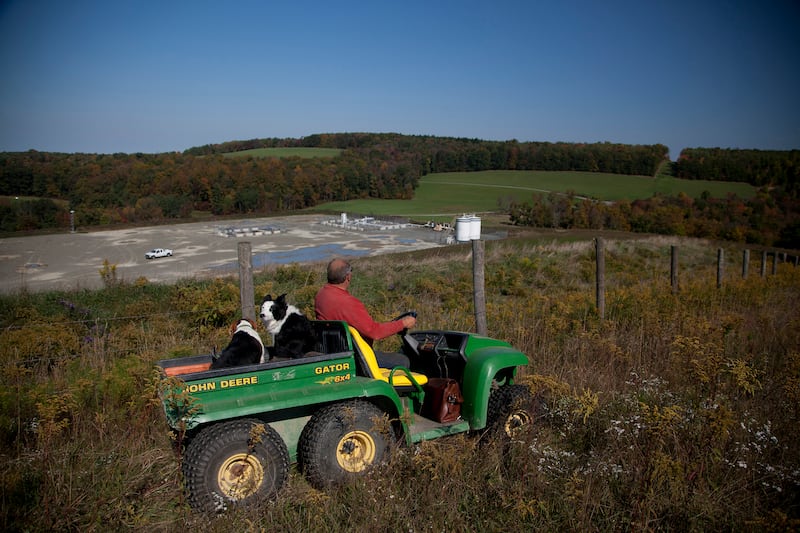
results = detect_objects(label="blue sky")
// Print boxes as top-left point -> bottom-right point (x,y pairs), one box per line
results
1,1 -> 798,159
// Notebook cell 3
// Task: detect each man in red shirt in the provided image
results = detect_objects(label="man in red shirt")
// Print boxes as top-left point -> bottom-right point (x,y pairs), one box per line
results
315,258 -> 416,368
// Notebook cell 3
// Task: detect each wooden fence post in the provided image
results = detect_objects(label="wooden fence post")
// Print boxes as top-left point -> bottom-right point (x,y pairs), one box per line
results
670,245 -> 679,293
472,239 -> 487,336
595,237 -> 605,320
761,250 -> 767,277
742,249 -> 749,279
238,241 -> 255,322
772,251 -> 778,275
717,248 -> 724,288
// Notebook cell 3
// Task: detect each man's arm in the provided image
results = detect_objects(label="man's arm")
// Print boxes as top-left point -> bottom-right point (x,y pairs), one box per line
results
315,284 -> 415,342
345,297 -> 406,342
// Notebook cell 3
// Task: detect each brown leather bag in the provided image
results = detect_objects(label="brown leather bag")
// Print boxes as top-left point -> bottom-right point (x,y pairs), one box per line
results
422,378 -> 464,423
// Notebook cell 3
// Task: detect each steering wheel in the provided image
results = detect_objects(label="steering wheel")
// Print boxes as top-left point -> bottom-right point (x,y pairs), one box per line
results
394,311 -> 419,357
393,310 -> 417,333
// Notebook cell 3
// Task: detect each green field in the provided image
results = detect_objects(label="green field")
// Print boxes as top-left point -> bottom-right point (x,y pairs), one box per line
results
313,170 -> 757,219
222,147 -> 343,159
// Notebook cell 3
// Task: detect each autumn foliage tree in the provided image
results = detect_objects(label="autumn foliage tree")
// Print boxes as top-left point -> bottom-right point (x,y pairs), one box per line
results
510,187 -> 800,248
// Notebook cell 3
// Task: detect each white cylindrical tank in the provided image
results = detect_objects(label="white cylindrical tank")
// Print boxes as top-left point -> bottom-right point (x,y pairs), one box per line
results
455,215 -> 472,242
469,215 -> 481,240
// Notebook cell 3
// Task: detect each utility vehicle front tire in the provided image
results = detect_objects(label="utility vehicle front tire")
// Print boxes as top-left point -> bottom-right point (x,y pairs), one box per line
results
298,400 -> 394,489
182,419 -> 290,513
486,384 -> 545,439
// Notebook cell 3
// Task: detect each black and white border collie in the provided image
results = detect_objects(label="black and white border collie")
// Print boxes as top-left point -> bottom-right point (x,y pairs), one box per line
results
210,318 -> 265,369
259,293 -> 316,358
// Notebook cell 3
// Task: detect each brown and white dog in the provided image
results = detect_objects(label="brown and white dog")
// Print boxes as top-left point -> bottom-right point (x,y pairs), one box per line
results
260,294 -> 316,358
210,318 -> 265,369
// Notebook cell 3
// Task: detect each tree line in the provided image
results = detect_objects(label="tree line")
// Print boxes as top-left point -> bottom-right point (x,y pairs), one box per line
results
188,133 -> 669,176
674,147 -> 800,190
509,189 -> 800,248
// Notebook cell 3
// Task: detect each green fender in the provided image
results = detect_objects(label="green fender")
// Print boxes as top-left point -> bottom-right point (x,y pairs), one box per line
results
461,346 -> 528,430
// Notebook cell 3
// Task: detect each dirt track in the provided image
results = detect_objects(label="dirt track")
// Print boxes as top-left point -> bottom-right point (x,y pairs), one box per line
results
0,215 -> 451,294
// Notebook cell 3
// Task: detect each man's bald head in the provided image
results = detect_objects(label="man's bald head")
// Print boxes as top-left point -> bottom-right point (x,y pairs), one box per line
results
326,258 -> 352,284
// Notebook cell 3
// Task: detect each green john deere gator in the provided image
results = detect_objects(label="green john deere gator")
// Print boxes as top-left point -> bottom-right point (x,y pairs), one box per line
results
157,316 -> 543,512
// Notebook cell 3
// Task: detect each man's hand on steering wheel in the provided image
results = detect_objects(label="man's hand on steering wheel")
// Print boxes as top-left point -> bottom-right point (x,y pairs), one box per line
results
394,311 -> 417,333
394,311 -> 420,356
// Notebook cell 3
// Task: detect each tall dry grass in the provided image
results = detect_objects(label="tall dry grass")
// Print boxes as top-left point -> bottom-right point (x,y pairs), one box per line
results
1,235 -> 798,531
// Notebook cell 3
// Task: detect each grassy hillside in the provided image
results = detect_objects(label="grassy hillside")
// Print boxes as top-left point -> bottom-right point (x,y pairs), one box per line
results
313,170 -> 757,220
1,234 -> 798,530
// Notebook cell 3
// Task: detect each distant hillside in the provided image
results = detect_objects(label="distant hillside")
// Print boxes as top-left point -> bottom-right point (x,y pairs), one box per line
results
1,134 -> 669,230
1,134 -> 797,246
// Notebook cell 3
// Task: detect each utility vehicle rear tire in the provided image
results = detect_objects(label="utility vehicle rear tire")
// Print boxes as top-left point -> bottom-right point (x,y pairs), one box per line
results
486,384 -> 544,439
182,419 -> 290,513
298,400 -> 394,489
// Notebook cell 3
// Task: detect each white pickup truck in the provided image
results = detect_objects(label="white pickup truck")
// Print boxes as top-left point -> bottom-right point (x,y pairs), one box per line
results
145,248 -> 173,259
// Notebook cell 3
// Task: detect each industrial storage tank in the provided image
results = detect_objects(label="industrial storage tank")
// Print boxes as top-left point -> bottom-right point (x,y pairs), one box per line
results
455,215 -> 481,242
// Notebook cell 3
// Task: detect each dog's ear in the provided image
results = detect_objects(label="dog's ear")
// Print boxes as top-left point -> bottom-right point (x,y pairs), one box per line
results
262,295 -> 272,303
278,293 -> 287,302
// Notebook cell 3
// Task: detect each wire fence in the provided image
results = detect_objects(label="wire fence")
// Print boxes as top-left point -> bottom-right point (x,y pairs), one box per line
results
593,239 -> 798,319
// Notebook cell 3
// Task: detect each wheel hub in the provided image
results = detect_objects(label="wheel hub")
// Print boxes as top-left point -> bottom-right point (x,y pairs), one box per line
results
336,430 -> 376,473
217,452 -> 265,500
504,410 -> 532,437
